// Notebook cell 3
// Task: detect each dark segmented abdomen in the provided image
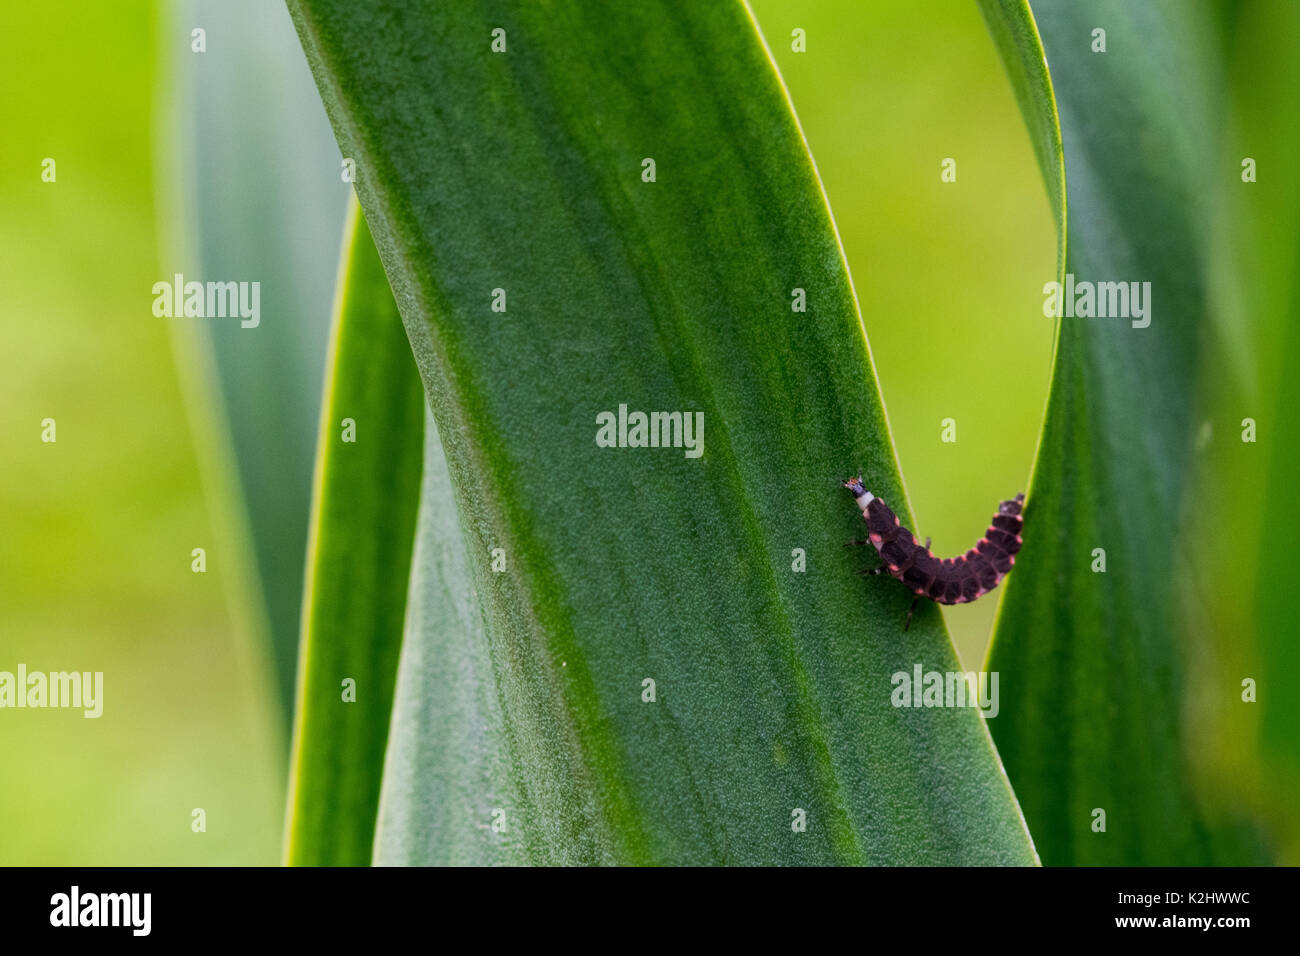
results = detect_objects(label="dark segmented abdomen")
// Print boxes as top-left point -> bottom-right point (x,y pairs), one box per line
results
862,493 -> 1024,604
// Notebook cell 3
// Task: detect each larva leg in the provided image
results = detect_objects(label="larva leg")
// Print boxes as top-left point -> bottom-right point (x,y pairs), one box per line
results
924,536 -> 931,551
904,594 -> 920,631
855,566 -> 886,576
843,539 -> 872,548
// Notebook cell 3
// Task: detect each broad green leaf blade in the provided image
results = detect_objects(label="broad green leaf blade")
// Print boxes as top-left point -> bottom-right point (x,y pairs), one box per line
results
289,0 -> 1037,864
284,197 -> 425,866
981,0 -> 1267,864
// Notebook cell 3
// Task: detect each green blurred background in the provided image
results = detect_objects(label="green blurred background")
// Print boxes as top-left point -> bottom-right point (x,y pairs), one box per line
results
2,0 -> 1285,864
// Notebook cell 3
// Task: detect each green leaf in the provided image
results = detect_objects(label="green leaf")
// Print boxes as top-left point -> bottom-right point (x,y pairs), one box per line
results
288,0 -> 1037,863
373,403 -> 527,865
284,197 -> 425,866
975,0 -> 1065,265
183,0 -> 352,718
1216,1 -> 1300,860
749,0 -> 1058,671
980,0 -> 1269,864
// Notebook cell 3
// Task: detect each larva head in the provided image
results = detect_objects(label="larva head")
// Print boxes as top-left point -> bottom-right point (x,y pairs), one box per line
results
843,475 -> 876,512
999,493 -> 1026,517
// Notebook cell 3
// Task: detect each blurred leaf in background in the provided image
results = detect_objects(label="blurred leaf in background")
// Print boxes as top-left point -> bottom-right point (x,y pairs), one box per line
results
0,0 -> 281,864
177,0 -> 351,720
1193,0 -> 1300,862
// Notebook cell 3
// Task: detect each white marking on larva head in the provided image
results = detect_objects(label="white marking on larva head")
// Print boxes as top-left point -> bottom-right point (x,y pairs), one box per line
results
843,476 -> 874,511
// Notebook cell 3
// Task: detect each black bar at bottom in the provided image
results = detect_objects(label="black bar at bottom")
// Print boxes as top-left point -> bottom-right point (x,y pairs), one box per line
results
1,865 -> 1288,942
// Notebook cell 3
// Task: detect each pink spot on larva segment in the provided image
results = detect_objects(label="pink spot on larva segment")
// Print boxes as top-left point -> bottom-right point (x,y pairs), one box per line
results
889,565 -> 899,573
869,533 -> 882,544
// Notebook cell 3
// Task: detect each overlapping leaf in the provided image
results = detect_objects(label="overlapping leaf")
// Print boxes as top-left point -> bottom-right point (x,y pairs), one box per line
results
287,0 -> 1037,864
980,0 -> 1272,864
285,199 -> 425,865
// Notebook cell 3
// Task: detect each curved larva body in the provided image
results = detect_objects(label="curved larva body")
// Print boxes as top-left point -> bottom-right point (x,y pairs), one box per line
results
845,478 -> 1024,606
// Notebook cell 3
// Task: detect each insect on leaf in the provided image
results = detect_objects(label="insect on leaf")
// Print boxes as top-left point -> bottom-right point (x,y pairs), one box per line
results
287,0 -> 1039,863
